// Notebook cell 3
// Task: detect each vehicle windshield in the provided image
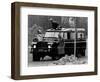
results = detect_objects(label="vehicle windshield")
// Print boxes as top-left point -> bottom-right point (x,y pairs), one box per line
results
44,32 -> 59,38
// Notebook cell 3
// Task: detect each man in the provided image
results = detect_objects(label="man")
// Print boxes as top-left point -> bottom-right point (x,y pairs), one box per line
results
49,18 -> 59,30
57,33 -> 65,58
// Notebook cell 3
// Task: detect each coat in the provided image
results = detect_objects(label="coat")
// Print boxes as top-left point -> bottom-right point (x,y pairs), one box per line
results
57,40 -> 65,55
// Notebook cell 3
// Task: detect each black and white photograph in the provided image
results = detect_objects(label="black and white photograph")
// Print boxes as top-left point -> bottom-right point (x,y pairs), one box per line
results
28,15 -> 88,67
11,2 -> 97,79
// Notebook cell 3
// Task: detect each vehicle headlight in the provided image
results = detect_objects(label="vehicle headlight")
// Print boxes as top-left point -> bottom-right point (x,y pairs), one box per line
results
34,45 -> 36,48
48,45 -> 51,48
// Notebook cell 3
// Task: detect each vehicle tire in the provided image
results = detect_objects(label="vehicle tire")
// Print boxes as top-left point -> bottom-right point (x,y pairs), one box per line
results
52,56 -> 59,60
33,55 -> 40,61
81,49 -> 85,56
52,57 -> 56,60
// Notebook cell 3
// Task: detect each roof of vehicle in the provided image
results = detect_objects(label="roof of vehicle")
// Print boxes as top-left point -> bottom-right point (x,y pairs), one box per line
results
46,28 -> 85,32
44,28 -> 85,38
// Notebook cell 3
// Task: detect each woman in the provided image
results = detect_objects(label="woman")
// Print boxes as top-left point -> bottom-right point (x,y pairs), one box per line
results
36,29 -> 44,42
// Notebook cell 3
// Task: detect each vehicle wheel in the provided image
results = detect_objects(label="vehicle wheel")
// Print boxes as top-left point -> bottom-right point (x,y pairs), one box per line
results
33,55 -> 40,61
81,49 -> 85,56
52,56 -> 59,60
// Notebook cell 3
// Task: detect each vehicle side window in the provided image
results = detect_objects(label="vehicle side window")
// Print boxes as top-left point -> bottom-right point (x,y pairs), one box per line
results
64,33 -> 67,39
70,32 -> 75,40
77,32 -> 84,39
67,32 -> 70,39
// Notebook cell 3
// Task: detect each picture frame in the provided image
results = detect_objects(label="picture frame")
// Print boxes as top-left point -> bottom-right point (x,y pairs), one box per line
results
11,2 -> 98,80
